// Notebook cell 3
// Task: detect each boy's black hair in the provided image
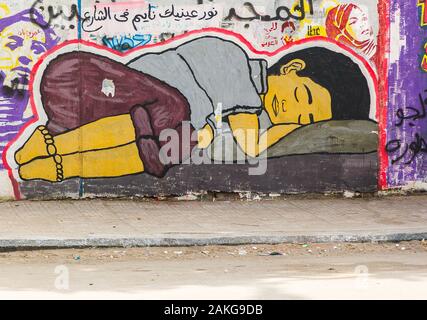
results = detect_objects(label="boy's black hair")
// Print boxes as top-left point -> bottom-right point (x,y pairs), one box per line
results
268,47 -> 371,120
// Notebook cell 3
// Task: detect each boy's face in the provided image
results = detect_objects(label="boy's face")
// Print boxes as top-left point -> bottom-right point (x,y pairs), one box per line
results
264,60 -> 332,125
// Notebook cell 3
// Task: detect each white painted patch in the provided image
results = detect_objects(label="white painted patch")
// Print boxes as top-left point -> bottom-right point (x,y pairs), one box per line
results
176,193 -> 200,201
215,102 -> 223,131
0,170 -> 14,199
402,181 -> 427,192
390,5 -> 405,65
101,79 -> 115,98
269,193 -> 281,198
343,191 -> 356,198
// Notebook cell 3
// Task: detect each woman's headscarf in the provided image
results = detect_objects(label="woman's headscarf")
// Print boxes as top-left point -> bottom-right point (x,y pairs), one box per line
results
326,4 -> 376,60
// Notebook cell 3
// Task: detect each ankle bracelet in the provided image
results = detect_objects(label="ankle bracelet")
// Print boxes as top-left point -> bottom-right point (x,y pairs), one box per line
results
38,126 -> 64,182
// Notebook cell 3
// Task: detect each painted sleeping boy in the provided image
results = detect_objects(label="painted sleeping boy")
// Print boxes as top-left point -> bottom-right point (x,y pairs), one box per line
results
14,36 -> 372,182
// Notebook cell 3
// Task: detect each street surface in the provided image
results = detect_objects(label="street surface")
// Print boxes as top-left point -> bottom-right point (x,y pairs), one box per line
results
1,241 -> 426,299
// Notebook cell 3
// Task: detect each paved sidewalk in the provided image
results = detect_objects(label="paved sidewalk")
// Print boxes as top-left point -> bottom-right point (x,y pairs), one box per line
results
0,195 -> 427,248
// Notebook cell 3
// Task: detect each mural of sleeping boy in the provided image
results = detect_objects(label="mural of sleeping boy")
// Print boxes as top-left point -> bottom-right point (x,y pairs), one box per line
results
12,32 -> 376,183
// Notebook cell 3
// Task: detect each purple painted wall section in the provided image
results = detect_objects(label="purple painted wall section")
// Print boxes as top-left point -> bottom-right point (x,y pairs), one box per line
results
386,0 -> 427,187
0,10 -> 58,170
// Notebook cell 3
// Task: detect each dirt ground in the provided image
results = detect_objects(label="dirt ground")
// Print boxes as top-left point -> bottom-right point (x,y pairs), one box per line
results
1,240 -> 427,262
1,241 -> 427,299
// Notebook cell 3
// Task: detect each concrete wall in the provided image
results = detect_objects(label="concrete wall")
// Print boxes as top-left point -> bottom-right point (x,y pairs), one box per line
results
0,0 -> 421,199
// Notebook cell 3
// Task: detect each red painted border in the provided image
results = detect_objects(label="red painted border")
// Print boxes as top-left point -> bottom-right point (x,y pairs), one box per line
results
2,27 -> 379,200
377,0 -> 390,190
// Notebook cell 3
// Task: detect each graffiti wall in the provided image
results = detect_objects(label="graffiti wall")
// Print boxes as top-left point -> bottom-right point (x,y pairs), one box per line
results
384,1 -> 427,190
0,0 -> 418,199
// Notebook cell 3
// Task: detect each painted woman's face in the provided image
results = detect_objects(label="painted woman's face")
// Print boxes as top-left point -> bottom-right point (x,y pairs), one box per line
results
264,60 -> 332,125
346,6 -> 373,43
0,22 -> 47,89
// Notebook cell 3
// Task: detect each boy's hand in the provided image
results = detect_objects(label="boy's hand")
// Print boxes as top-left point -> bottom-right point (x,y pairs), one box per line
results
197,124 -> 214,149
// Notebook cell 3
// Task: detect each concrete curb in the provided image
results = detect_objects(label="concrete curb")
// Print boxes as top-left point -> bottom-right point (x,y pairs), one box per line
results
1,232 -> 427,249
2,197 -> 427,249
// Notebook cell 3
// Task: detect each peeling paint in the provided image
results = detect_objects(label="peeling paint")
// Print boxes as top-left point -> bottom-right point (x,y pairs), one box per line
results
101,79 -> 116,97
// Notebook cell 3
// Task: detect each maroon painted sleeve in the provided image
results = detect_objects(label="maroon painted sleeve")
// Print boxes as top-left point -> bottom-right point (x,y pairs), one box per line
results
130,99 -> 197,178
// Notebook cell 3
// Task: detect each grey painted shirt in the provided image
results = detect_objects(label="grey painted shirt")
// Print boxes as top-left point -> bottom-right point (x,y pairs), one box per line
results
127,36 -> 268,131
